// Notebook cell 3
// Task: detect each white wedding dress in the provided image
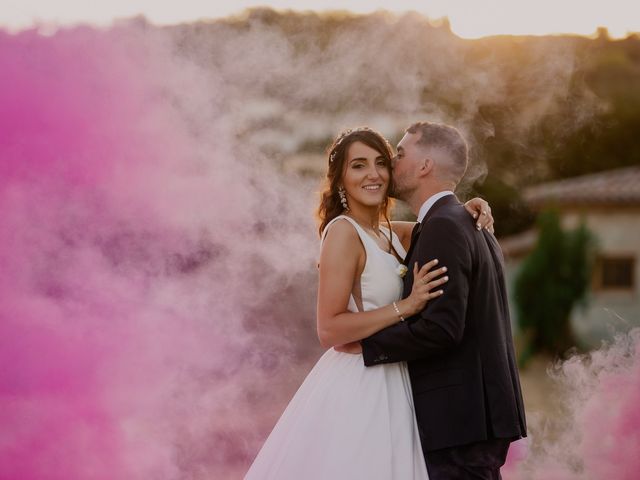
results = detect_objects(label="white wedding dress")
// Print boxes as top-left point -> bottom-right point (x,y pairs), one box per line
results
244,216 -> 429,479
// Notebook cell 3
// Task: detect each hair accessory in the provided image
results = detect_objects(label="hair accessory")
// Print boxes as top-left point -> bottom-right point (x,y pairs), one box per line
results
329,127 -> 375,163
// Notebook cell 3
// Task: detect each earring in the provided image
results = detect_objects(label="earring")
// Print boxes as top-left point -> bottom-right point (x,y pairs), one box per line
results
338,186 -> 349,211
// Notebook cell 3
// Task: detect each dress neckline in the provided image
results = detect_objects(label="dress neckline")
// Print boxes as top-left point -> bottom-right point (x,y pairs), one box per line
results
322,215 -> 405,263
344,217 -> 402,262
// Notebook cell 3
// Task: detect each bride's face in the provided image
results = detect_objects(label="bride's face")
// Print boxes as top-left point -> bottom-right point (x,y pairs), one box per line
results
341,141 -> 390,210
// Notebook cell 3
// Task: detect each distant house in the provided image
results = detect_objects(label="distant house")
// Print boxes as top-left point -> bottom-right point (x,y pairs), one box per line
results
500,166 -> 640,347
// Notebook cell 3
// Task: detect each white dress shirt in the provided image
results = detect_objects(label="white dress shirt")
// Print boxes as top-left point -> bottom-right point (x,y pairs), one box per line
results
416,191 -> 454,223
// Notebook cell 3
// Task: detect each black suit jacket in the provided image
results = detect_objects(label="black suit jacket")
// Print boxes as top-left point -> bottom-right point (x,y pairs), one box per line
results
361,195 -> 527,451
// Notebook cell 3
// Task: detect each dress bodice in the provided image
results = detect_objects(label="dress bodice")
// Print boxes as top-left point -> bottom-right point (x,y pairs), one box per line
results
321,215 -> 407,312
247,216 -> 427,480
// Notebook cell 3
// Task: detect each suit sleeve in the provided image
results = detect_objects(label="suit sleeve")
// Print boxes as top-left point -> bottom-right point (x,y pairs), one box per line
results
361,215 -> 473,366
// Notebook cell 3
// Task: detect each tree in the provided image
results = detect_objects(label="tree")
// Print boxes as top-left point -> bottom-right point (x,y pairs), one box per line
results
514,210 -> 595,365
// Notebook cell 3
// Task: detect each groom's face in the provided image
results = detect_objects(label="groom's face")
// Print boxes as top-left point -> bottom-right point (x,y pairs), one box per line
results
392,132 -> 425,201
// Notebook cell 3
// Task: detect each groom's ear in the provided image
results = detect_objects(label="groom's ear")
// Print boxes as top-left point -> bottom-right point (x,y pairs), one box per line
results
419,157 -> 435,176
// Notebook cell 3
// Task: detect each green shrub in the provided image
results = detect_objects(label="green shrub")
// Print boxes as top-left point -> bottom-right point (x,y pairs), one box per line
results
514,209 -> 595,365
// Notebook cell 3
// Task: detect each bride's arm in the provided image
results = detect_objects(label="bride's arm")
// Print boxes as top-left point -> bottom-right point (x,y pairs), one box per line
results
317,220 -> 446,349
389,221 -> 415,251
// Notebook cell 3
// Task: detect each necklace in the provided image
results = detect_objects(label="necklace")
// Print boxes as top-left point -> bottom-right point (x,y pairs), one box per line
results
345,214 -> 393,254
345,214 -> 379,235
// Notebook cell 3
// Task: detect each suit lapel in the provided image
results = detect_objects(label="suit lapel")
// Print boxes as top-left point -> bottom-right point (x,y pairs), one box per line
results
402,222 -> 422,266
402,194 -> 459,297
403,194 -> 460,267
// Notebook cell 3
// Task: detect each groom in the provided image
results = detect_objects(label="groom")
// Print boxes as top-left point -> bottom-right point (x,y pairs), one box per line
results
363,122 -> 526,478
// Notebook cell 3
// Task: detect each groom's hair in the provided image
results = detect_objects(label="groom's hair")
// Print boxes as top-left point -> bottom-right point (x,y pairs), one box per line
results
406,121 -> 468,184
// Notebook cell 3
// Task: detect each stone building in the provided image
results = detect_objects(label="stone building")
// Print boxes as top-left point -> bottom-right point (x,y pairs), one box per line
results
500,166 -> 640,347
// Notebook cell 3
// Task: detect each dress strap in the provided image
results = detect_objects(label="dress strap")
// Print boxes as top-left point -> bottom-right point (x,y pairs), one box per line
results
380,225 -> 407,261
320,215 -> 373,250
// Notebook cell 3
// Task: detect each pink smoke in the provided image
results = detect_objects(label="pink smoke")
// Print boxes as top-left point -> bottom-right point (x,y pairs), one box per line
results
0,24 -> 319,479
505,328 -> 640,479
2,19 -> 639,480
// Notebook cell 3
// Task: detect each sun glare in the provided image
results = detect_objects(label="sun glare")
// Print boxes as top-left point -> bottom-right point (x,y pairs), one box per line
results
435,0 -> 636,38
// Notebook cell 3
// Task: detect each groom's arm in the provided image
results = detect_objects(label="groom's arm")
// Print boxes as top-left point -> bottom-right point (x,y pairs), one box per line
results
361,215 -> 472,366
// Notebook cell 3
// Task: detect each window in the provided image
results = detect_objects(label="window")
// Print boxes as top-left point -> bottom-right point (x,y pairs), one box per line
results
594,256 -> 635,290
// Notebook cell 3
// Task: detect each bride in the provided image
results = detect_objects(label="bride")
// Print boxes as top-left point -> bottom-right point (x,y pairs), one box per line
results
244,127 -> 493,479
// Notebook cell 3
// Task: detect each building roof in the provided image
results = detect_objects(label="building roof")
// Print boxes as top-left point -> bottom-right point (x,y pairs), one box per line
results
499,229 -> 538,259
524,166 -> 640,208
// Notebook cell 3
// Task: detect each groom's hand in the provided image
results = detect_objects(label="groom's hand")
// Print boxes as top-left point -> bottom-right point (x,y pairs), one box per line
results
334,341 -> 363,354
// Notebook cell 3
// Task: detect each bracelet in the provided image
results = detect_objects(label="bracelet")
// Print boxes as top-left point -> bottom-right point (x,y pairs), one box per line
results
392,301 -> 405,322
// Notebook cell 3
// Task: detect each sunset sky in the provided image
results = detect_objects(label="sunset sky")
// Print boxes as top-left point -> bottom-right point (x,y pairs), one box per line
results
1,0 -> 638,38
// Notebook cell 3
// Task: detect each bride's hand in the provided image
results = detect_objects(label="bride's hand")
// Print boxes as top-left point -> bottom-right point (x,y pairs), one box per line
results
464,197 -> 494,233
400,260 -> 448,317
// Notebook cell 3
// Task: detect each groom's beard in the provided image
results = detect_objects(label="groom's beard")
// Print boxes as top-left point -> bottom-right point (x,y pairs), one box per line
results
388,179 -> 405,201
388,179 -> 398,199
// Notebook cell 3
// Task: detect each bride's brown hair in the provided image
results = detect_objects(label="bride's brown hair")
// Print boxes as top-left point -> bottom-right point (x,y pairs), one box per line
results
317,127 -> 395,239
